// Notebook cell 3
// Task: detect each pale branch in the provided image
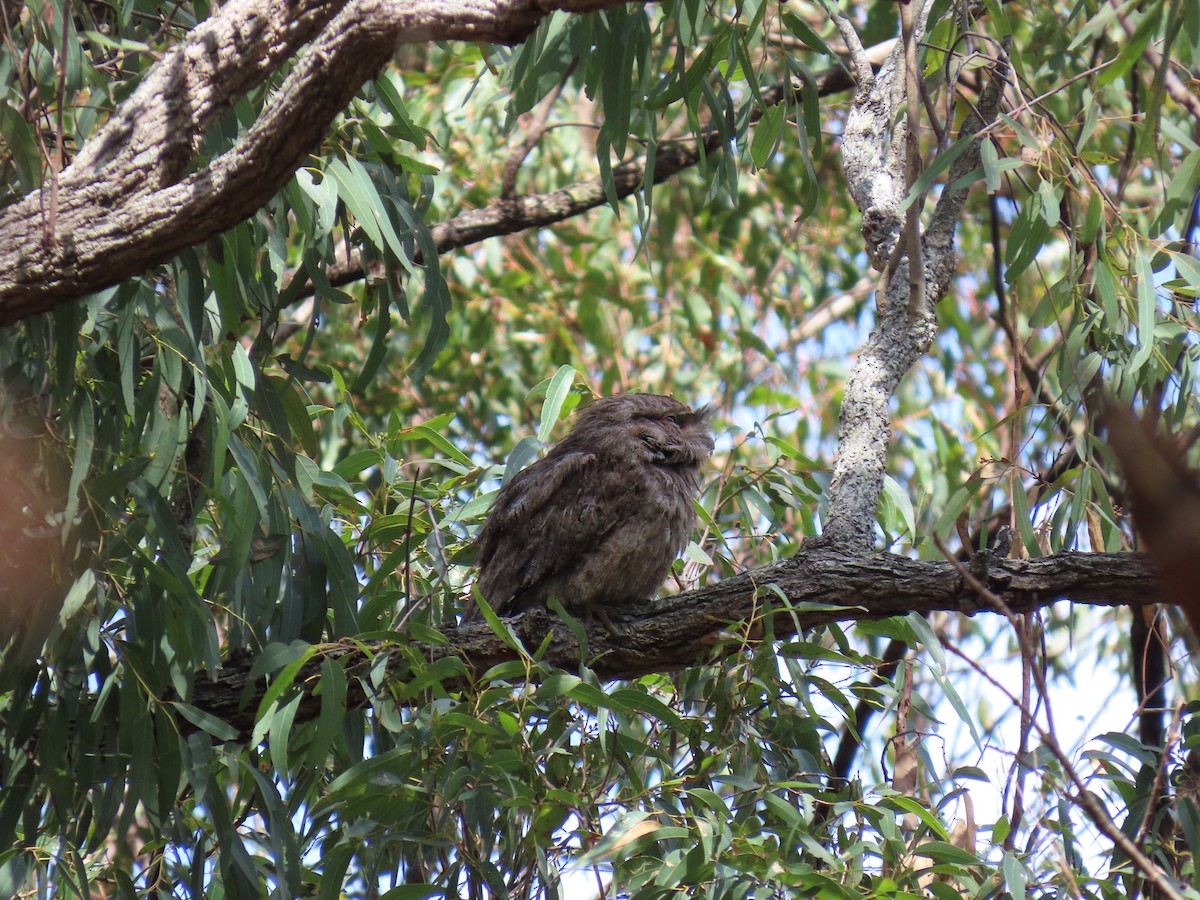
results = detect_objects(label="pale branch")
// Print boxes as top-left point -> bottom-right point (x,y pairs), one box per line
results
0,0 -> 636,325
898,0 -> 927,319
186,548 -> 1162,740
821,6 -> 1009,549
821,5 -> 926,548
819,280 -> 938,549
827,7 -> 937,613
836,27 -> 908,273
822,3 -> 874,95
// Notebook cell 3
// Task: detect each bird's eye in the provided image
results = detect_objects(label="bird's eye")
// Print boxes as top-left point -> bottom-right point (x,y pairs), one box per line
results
666,415 -> 678,424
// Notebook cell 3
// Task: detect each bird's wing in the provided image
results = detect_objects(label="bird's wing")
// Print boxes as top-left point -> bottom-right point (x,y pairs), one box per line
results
472,449 -> 649,612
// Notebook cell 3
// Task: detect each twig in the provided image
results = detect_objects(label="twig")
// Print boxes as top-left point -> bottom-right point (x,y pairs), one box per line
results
937,546 -> 1185,899
898,0 -> 927,318
1133,701 -> 1183,848
501,59 -> 578,199
402,470 -> 419,618
821,1 -> 874,91
1111,0 -> 1200,125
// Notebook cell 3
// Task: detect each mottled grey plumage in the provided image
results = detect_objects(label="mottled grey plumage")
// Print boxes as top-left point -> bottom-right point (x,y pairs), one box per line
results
468,393 -> 714,625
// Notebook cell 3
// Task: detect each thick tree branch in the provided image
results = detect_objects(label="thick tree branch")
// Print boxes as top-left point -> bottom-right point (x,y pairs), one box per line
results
836,26 -> 908,273
2,0 -> 900,324
0,0 -> 633,325
187,548 -> 1161,740
924,38 -> 1010,293
821,7 -> 926,548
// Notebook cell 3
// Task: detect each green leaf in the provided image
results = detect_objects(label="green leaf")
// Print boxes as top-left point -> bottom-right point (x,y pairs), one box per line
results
321,747 -> 412,799
381,886 -> 445,900
172,703 -> 240,742
1161,147 -> 1200,227
900,134 -> 975,212
905,612 -> 944,669
1094,5 -> 1160,88
58,569 -> 95,627
881,797 -> 953,841
931,477 -> 981,545
253,647 -> 317,743
296,169 -> 340,237
568,681 -> 633,716
750,103 -> 786,170
268,693 -> 303,774
1005,200 -> 1051,280
538,365 -> 578,442
881,474 -> 916,542
930,665 -> 982,750
980,137 -> 1001,194
326,155 -> 408,263
1002,850 -> 1028,900
912,840 -> 980,865
251,641 -> 313,680
1080,188 -> 1103,244
647,39 -> 720,109
227,435 -> 271,522
1095,255 -> 1124,325
373,72 -> 430,151
352,291 -> 392,394
231,340 -> 256,392
469,588 -> 528,656
1129,253 -> 1157,375
599,9 -> 635,158
1011,482 -> 1041,559
399,655 -> 471,698
64,393 -> 94,539
574,810 -> 654,866
411,424 -> 473,466
609,687 -> 685,731
781,10 -> 835,54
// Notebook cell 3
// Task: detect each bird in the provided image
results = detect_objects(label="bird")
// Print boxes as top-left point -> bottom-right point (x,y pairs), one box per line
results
466,393 -> 714,629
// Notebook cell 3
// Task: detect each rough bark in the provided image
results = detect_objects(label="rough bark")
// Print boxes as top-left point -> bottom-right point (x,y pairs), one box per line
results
0,0 -> 632,325
1,1 -> 873,323
821,1 -> 1009,548
188,548 -> 1161,740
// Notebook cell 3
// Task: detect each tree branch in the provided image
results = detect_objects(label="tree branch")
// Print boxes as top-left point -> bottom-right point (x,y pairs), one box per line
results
278,62 -> 871,303
0,0 -> 922,326
822,10 -> 1009,548
0,0 -> 636,325
186,547 -> 1161,740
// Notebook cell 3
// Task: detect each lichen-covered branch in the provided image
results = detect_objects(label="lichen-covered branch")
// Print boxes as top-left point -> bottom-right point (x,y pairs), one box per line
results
837,27 -> 909,272
821,4 -> 1009,548
821,2 -> 927,548
924,40 -> 1011,292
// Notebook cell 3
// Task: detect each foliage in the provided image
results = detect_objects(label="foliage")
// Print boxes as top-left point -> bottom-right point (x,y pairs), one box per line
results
1,0 -> 1199,897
